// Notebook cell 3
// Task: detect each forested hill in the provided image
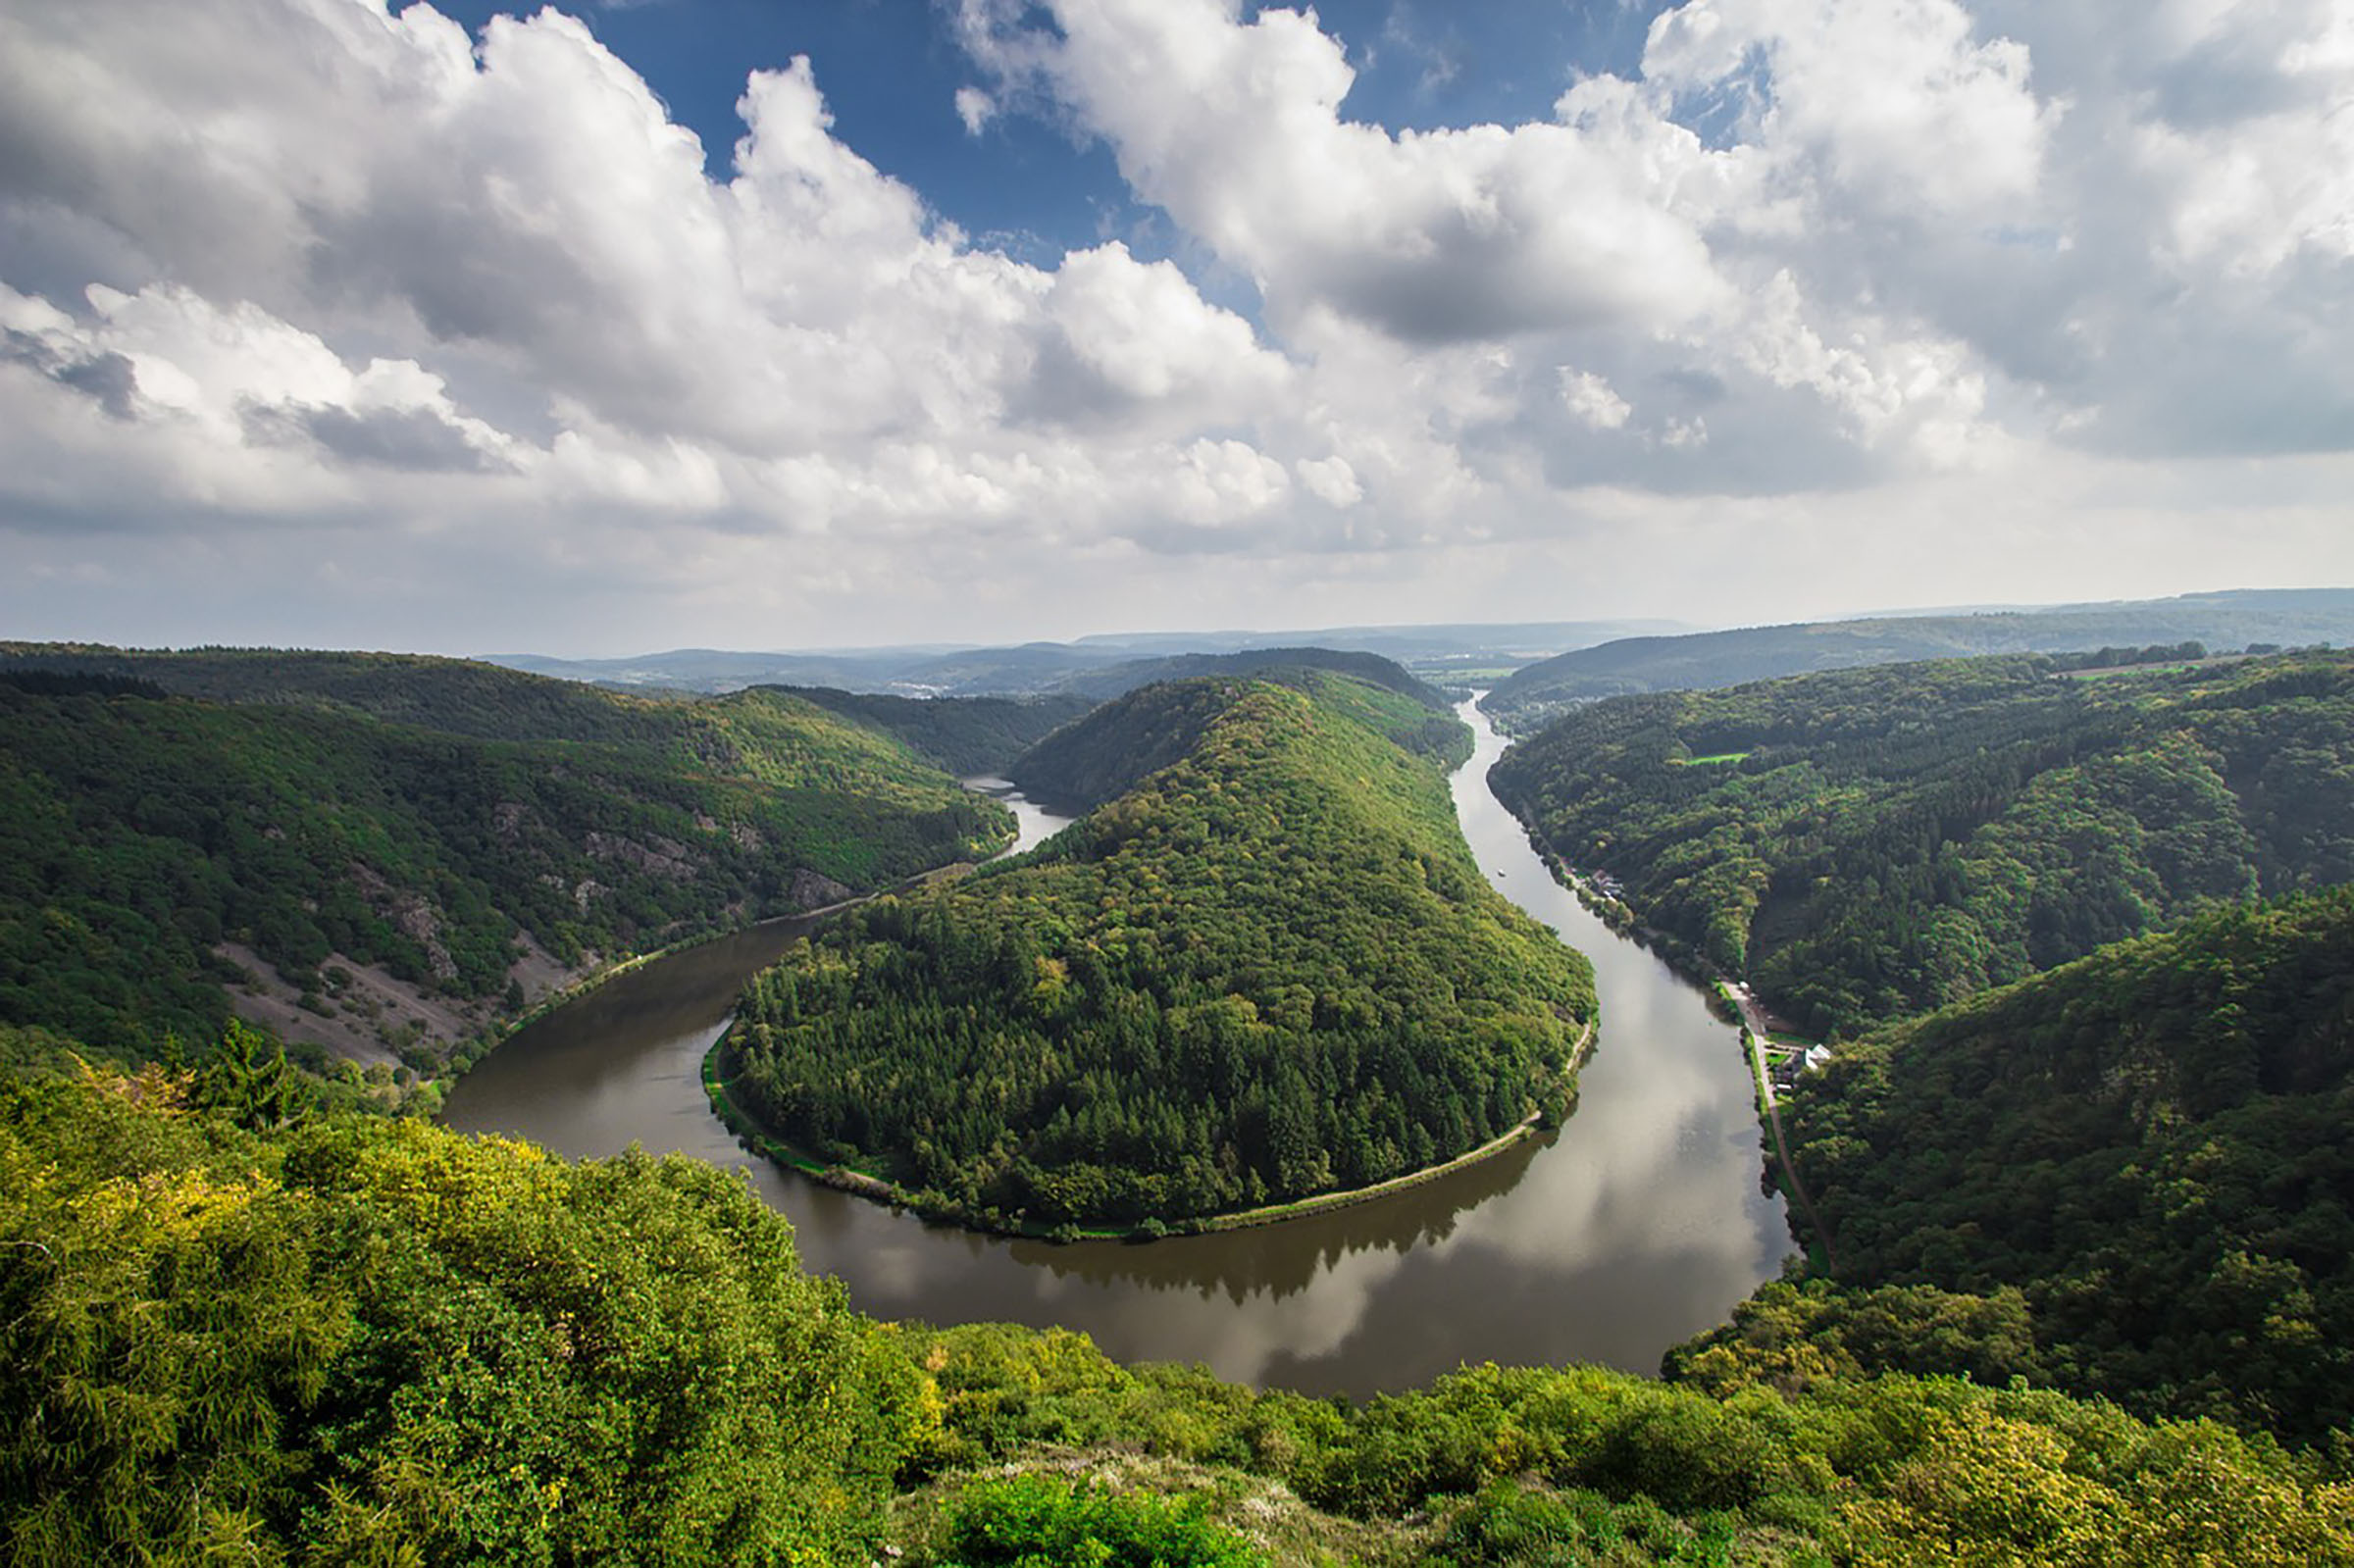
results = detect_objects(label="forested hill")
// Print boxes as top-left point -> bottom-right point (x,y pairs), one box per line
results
1770,888 -> 2354,1442
0,642 -> 1085,775
1065,646 -> 1455,707
774,685 -> 1095,777
721,673 -> 1595,1232
0,642 -> 686,745
0,665 -> 1009,1067
12,1063 -> 2350,1563
1010,654 -> 1465,814
1481,585 -> 2354,730
1489,649 -> 2354,1036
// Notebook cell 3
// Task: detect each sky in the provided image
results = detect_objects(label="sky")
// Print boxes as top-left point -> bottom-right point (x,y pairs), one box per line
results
1,0 -> 2349,657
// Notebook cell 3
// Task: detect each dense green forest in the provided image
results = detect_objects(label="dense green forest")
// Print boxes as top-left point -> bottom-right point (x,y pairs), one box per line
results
1008,654 -> 1470,814
8,1065 -> 2348,1564
1759,888 -> 2354,1444
0,642 -> 1061,789
13,632 -> 2354,1561
1480,586 -> 2354,729
1055,645 -> 1462,708
0,660 -> 1010,1064
1490,650 -> 2354,1036
0,642 -> 706,745
773,685 -> 1094,776
720,671 -> 1593,1231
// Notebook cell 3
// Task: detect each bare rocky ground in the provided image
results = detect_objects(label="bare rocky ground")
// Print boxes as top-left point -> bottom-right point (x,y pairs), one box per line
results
215,858 -> 849,1070
508,928 -> 596,1007
218,936 -> 598,1068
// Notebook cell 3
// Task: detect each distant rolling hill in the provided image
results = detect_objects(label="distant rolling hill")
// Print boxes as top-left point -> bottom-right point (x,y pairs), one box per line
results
1010,648 -> 1466,814
1482,587 -> 2354,732
480,618 -> 1680,698
769,685 -> 1096,778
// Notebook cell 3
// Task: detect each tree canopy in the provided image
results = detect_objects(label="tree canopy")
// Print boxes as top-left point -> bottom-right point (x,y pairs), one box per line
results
11,1066 -> 2348,1565
1490,650 -> 2354,1036
1766,887 -> 2354,1443
720,672 -> 1593,1231
0,660 -> 1009,1060
0,1064 -> 927,1564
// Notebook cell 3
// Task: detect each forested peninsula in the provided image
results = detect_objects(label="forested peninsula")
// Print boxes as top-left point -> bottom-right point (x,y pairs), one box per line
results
716,669 -> 1595,1233
1489,649 -> 2354,1037
0,649 -> 1016,1073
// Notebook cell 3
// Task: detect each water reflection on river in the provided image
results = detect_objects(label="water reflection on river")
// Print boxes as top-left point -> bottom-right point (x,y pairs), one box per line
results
443,704 -> 1794,1394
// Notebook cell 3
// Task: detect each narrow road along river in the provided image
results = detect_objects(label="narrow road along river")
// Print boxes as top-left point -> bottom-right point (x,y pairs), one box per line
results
443,700 -> 1794,1394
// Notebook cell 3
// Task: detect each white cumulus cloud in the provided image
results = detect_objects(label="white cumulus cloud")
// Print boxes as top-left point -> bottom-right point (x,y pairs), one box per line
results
0,0 -> 2347,651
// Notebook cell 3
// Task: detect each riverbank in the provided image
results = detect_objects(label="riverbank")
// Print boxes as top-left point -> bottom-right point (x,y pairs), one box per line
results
1720,981 -> 1837,1271
702,1021 -> 1595,1244
448,691 -> 1792,1391
452,856 -> 996,1078
1485,788 -> 1830,1268
1189,1021 -> 1593,1235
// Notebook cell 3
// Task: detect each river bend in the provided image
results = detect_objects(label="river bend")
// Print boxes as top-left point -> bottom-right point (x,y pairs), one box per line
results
443,703 -> 1794,1393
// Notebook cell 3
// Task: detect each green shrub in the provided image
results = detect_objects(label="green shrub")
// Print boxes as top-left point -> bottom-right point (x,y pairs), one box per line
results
938,1474 -> 1266,1567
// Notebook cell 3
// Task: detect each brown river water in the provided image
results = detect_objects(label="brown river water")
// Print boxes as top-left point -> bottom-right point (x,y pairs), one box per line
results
442,698 -> 1795,1395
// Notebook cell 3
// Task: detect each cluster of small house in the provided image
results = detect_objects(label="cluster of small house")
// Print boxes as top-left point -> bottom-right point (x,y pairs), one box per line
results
1764,1040 -> 1833,1090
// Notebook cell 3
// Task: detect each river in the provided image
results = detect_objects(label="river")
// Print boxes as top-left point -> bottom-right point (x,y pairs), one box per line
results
442,701 -> 1794,1394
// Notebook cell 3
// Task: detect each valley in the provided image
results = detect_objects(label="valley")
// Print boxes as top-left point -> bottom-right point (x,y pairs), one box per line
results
13,3 -> 2354,1554
10,630 -> 2354,1563
443,694 -> 1794,1394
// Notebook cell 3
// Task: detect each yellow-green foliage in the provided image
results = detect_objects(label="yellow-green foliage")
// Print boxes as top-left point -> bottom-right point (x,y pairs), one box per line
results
0,1069 -> 925,1564
6,1071 -> 2347,1565
927,1473 -> 1268,1567
903,1325 -> 2354,1567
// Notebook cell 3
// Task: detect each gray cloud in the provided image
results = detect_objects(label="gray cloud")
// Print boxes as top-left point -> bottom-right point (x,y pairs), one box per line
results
241,398 -> 519,474
1,328 -> 136,418
0,0 -> 2349,655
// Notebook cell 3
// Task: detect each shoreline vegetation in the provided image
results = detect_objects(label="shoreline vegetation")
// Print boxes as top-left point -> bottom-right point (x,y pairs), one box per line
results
469,673 -> 1606,1245
701,1019 -> 1595,1242
1487,787 -> 1828,1243
469,851 -> 1006,1069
